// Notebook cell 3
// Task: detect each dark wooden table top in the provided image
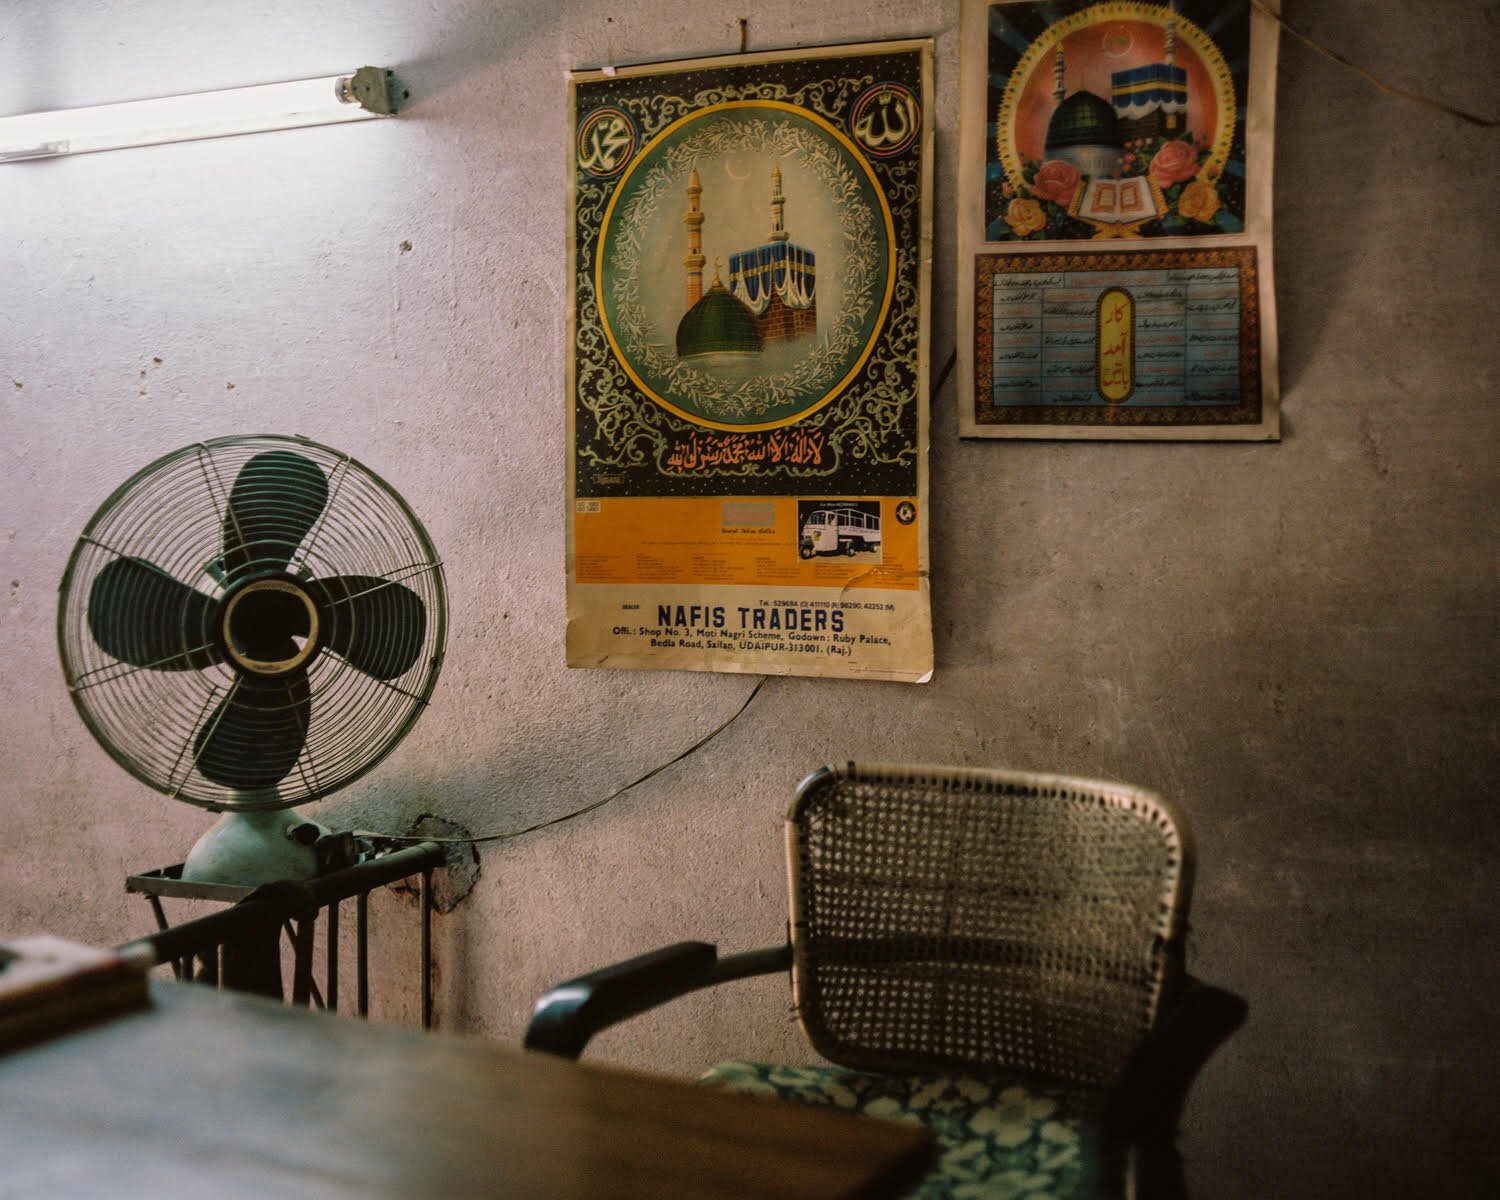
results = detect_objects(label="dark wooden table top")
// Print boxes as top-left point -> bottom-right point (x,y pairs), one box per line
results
0,979 -> 932,1199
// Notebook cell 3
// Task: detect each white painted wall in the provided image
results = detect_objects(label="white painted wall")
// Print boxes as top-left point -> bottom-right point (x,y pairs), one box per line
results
3,2 -> 1495,1195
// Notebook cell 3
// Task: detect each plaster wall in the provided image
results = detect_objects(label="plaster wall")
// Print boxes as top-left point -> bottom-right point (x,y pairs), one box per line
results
2,1 -> 1495,1196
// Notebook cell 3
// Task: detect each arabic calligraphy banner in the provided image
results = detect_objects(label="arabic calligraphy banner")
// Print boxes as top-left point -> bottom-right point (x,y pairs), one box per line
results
567,41 -> 934,682
957,0 -> 1281,439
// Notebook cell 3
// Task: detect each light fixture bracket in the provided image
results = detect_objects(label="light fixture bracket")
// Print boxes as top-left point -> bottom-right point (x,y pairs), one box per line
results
341,67 -> 401,116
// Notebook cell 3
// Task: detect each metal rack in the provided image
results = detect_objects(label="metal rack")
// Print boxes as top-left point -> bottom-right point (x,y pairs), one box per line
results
121,839 -> 446,1028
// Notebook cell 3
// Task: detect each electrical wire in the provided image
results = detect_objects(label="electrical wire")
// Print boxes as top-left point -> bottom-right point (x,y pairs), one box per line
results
357,675 -> 767,847
1249,0 -> 1496,127
932,348 -> 957,398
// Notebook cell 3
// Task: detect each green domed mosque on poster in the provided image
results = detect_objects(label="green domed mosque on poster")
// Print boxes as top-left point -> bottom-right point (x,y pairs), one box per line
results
675,163 -> 818,365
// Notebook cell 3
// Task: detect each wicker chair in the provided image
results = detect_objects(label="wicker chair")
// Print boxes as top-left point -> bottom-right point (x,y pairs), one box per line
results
526,764 -> 1245,1199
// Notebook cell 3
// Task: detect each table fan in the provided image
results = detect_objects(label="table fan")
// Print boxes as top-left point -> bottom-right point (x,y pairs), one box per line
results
57,434 -> 447,885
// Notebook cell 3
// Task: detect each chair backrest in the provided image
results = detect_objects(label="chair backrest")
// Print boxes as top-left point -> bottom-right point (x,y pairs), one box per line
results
786,763 -> 1195,1086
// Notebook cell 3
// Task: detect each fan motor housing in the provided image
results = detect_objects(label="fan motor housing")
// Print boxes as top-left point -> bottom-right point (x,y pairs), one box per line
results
217,574 -> 321,677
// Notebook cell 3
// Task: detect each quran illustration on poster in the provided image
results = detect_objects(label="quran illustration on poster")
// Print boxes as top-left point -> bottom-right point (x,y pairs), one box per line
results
958,0 -> 1281,438
567,41 -> 934,681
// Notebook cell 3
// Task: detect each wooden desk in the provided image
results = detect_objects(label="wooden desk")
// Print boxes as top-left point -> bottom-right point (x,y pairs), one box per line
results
0,980 -> 933,1199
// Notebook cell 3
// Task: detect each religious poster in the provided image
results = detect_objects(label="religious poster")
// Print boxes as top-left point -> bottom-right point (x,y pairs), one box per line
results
566,41 -> 934,682
958,0 -> 1281,438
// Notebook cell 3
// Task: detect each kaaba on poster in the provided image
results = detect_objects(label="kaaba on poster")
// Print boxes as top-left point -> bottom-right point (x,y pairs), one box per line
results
567,41 -> 933,682
958,0 -> 1281,439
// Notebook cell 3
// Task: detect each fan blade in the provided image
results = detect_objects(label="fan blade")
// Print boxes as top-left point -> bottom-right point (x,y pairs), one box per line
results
309,575 -> 426,680
219,450 -> 329,579
194,663 -> 311,790
87,557 -> 221,671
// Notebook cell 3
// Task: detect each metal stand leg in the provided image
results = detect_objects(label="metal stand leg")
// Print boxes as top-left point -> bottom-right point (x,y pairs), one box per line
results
356,891 -> 369,1019
144,895 -> 185,981
326,900 -> 340,1014
421,866 -> 434,1030
290,917 -> 318,1009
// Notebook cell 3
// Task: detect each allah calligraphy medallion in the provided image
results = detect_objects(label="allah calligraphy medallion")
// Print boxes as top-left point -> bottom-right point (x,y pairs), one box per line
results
850,83 -> 921,158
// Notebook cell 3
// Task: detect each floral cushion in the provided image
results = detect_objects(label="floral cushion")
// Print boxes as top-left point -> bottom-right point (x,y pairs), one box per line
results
698,1061 -> 1126,1200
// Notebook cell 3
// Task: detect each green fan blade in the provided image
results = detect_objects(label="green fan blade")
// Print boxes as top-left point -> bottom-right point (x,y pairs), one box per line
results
308,575 -> 426,680
218,451 -> 329,580
193,663 -> 311,790
86,557 -> 220,671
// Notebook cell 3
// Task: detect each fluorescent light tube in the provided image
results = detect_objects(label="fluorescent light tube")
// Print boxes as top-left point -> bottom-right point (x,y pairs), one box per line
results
0,67 -> 399,162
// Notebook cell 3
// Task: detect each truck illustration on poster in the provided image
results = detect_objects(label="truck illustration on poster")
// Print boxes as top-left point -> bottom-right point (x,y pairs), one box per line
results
567,41 -> 933,681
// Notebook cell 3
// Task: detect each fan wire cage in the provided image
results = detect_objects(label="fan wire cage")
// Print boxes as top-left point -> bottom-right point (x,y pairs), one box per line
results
57,434 -> 447,814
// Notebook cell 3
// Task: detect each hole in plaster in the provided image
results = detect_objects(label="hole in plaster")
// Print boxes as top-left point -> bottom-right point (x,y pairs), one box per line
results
387,813 -> 480,914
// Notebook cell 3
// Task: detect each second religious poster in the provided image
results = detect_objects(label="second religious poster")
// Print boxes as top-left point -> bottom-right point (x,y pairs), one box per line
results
958,0 -> 1281,439
566,41 -> 934,682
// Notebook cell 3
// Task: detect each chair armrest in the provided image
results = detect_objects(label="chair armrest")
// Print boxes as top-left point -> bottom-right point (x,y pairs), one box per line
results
524,941 -> 791,1059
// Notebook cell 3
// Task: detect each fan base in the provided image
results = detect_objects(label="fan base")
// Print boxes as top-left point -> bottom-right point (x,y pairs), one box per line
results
181,810 -> 328,886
